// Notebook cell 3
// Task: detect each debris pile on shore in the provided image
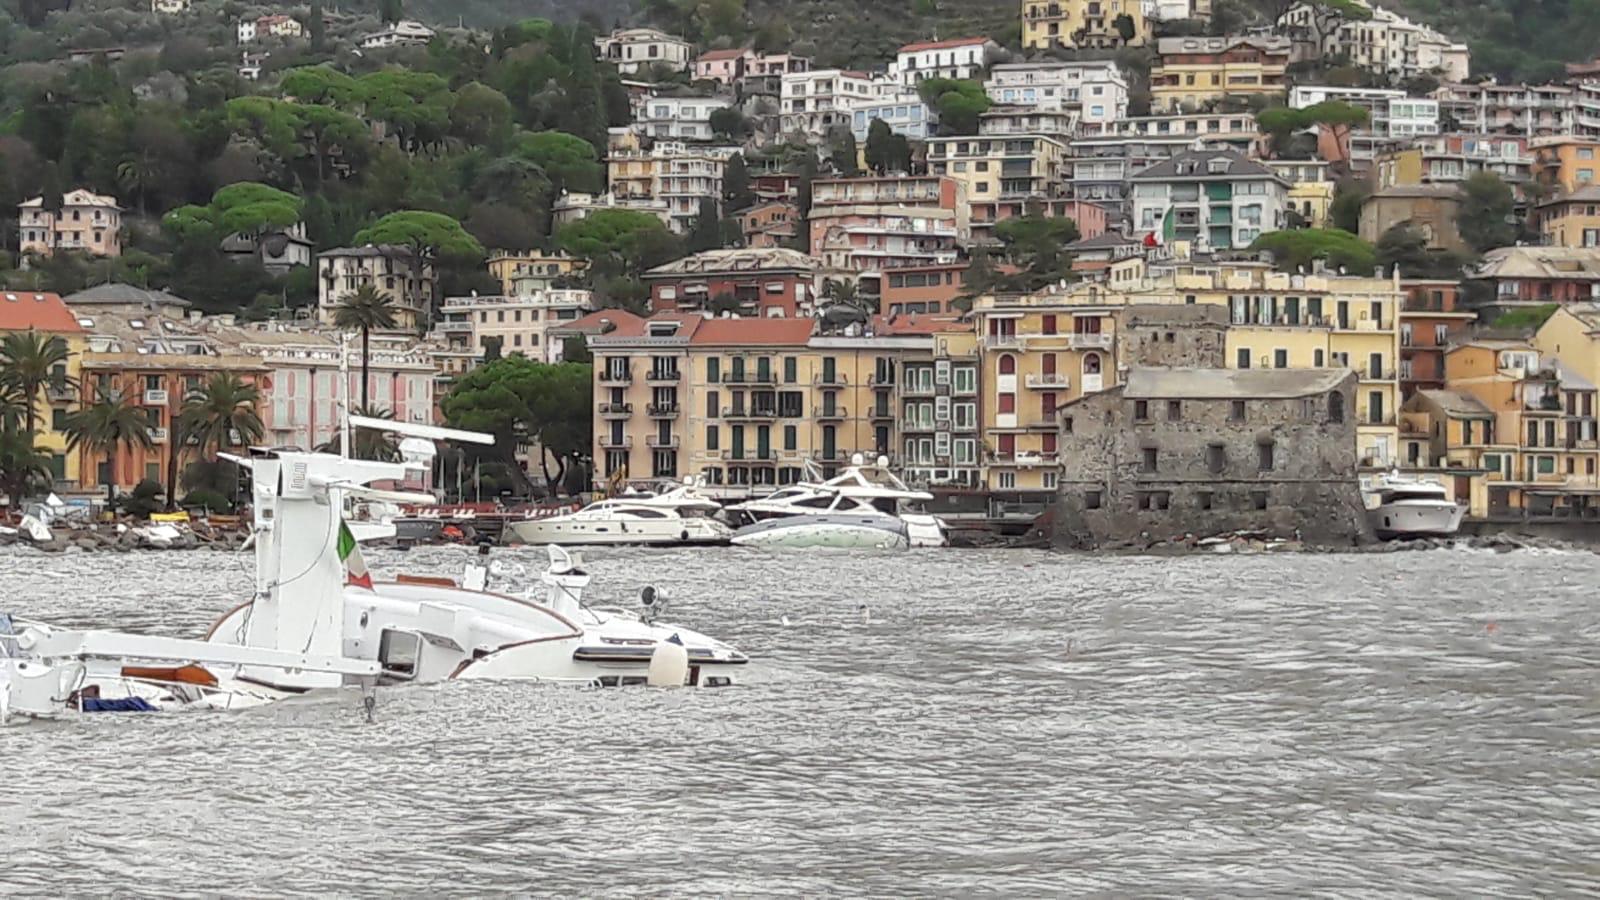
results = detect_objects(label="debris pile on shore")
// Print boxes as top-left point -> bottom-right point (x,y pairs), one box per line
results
0,520 -> 251,553
1084,530 -> 1596,556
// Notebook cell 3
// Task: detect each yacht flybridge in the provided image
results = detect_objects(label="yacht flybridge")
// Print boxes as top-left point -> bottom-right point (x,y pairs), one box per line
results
0,420 -> 747,725
727,456 -> 947,549
508,481 -> 732,546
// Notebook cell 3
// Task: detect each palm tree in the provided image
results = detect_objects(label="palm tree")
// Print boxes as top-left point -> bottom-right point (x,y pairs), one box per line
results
333,284 -> 397,411
169,373 -> 264,510
0,330 -> 72,437
64,387 -> 155,501
0,416 -> 51,511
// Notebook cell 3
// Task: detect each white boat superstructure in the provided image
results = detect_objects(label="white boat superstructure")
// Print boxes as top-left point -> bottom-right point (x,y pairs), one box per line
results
508,482 -> 733,546
727,457 -> 947,548
0,422 -> 748,726
1365,473 -> 1465,539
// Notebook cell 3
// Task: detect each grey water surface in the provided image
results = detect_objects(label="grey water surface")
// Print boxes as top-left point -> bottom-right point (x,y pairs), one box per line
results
1,545 -> 1598,896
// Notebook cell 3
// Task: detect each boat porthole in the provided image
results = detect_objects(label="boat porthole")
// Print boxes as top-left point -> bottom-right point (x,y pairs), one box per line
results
681,529 -> 689,541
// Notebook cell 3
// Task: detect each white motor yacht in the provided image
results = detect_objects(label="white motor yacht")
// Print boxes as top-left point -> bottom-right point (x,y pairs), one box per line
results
508,481 -> 733,546
727,456 -> 947,548
1365,472 -> 1465,539
0,422 -> 748,725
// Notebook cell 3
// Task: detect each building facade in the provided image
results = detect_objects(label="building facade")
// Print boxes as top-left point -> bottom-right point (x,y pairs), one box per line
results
316,245 -> 436,331
19,189 -> 122,258
1148,35 -> 1291,114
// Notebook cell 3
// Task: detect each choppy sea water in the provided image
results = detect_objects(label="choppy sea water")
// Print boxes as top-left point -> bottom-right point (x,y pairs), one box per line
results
1,544 -> 1599,896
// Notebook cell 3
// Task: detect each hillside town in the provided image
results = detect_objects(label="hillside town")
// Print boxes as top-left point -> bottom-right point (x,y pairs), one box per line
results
8,0 -> 1600,546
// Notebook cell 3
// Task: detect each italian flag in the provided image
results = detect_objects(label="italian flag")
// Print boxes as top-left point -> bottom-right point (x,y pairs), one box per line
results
337,520 -> 374,590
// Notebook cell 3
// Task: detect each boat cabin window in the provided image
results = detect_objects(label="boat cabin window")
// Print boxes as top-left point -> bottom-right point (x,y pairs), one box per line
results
795,496 -> 834,509
625,508 -> 668,518
871,498 -> 897,514
378,629 -> 422,681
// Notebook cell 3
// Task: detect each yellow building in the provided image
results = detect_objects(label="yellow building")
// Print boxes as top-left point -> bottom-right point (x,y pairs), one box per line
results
0,291 -> 86,488
1398,389 -> 1498,516
924,134 -> 1070,242
587,314 -> 946,494
1532,136 -> 1600,195
1288,181 -> 1335,228
1420,340 -> 1600,519
1148,35 -> 1291,114
1022,0 -> 1147,51
1222,270 -> 1403,467
606,129 -> 657,201
486,251 -> 588,294
1534,185 -> 1600,249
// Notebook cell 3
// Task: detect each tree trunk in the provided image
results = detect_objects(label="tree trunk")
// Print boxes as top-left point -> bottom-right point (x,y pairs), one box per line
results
539,445 -> 555,497
360,326 -> 371,410
105,448 -> 115,503
165,440 -> 181,512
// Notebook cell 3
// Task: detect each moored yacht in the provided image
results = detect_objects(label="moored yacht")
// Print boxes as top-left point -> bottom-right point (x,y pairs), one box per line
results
727,456 -> 947,548
1365,473 -> 1465,539
507,481 -> 732,546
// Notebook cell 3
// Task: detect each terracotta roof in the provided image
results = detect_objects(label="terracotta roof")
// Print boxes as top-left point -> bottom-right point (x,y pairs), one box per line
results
691,316 -> 815,346
871,314 -> 968,335
645,247 -> 818,278
1474,246 -> 1600,281
696,48 -> 750,61
899,36 -> 991,53
0,291 -> 83,333
1417,389 -> 1494,419
549,309 -> 643,336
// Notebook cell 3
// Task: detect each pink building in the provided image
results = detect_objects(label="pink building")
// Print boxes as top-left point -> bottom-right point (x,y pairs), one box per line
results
694,47 -> 755,85
19,189 -> 122,258
808,175 -> 970,274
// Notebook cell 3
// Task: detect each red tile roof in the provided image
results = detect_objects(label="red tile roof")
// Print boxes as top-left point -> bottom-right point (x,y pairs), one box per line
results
551,309 -> 643,336
0,291 -> 83,333
898,36 -> 990,53
690,316 -> 816,346
696,48 -> 749,61
592,312 -> 702,340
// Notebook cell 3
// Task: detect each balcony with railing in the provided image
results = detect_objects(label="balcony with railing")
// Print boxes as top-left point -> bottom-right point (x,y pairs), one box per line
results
599,403 -> 634,418
723,370 -> 776,385
816,405 -> 849,421
646,367 -> 681,383
647,403 -> 680,417
984,333 -> 1022,349
646,435 -> 680,449
598,435 -> 634,449
814,373 -> 848,386
901,418 -> 936,432
598,368 -> 632,385
1067,332 -> 1113,350
869,405 -> 895,420
723,405 -> 779,420
1025,373 -> 1070,389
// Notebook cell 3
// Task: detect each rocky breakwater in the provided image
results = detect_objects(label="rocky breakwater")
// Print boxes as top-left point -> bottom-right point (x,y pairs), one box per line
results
0,520 -> 252,554
1077,528 -> 1597,556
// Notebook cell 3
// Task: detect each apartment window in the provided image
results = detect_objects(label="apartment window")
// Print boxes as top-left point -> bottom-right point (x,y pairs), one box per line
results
1041,314 -> 1057,335
1230,400 -> 1246,422
1134,400 -> 1149,421
1251,490 -> 1269,511
784,425 -> 797,450
1236,348 -> 1251,369
1062,415 -> 1073,434
1197,491 -> 1214,511
706,390 -> 720,419
707,357 -> 721,382
706,425 -> 719,451
997,471 -> 1016,489
784,357 -> 798,383
1274,349 -> 1288,369
1258,439 -> 1275,471
1141,446 -> 1158,473
1084,490 -> 1102,510
1167,400 -> 1181,421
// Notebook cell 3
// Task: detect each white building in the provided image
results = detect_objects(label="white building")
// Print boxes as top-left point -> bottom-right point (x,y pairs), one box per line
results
1130,148 -> 1290,250
553,192 -> 673,230
983,61 -> 1128,129
595,27 -> 693,76
634,94 -> 736,142
150,0 -> 188,13
1146,0 -> 1212,20
1281,0 -> 1469,82
1288,85 -> 1438,169
780,69 -> 874,138
851,98 -> 938,142
236,18 -> 257,42
359,19 -> 434,49
433,288 -> 595,367
891,37 -> 1001,87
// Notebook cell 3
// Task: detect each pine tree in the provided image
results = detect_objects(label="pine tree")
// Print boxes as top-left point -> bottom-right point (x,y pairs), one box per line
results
560,26 -> 608,153
378,0 -> 402,24
688,198 -> 722,253
723,153 -> 754,211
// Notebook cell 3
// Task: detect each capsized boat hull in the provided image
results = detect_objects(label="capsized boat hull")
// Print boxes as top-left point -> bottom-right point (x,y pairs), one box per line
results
731,514 -> 910,550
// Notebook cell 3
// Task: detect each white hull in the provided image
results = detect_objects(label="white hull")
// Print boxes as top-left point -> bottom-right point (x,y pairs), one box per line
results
509,517 -> 730,546
732,515 -> 910,550
1368,501 -> 1465,538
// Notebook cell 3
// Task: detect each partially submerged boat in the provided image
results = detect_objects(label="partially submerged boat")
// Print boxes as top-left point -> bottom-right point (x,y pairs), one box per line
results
507,481 -> 733,546
1364,472 -> 1465,539
727,457 -> 946,549
0,421 -> 748,725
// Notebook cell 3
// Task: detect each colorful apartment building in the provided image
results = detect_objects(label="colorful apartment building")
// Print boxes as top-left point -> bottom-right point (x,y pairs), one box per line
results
1470,246 -> 1600,311
0,291 -> 85,487
588,315 -> 935,492
1130,148 -> 1290,251
1148,35 -> 1290,114
485,251 -> 587,294
1531,136 -> 1600,194
1021,0 -> 1148,50
19,189 -> 122,258
924,134 -> 1073,242
315,244 -> 436,331
1399,278 -> 1475,399
984,60 -> 1128,127
1534,186 -> 1600,248
642,248 -> 818,317
808,175 -> 969,280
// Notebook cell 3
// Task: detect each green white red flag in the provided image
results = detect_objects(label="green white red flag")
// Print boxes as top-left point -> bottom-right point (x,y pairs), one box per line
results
337,520 -> 373,590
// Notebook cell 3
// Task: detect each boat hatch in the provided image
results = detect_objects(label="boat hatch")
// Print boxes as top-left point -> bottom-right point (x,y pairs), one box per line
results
378,629 -> 423,680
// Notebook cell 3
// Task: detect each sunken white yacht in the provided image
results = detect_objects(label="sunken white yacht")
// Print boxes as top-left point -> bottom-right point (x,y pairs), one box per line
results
507,480 -> 733,546
726,456 -> 947,549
